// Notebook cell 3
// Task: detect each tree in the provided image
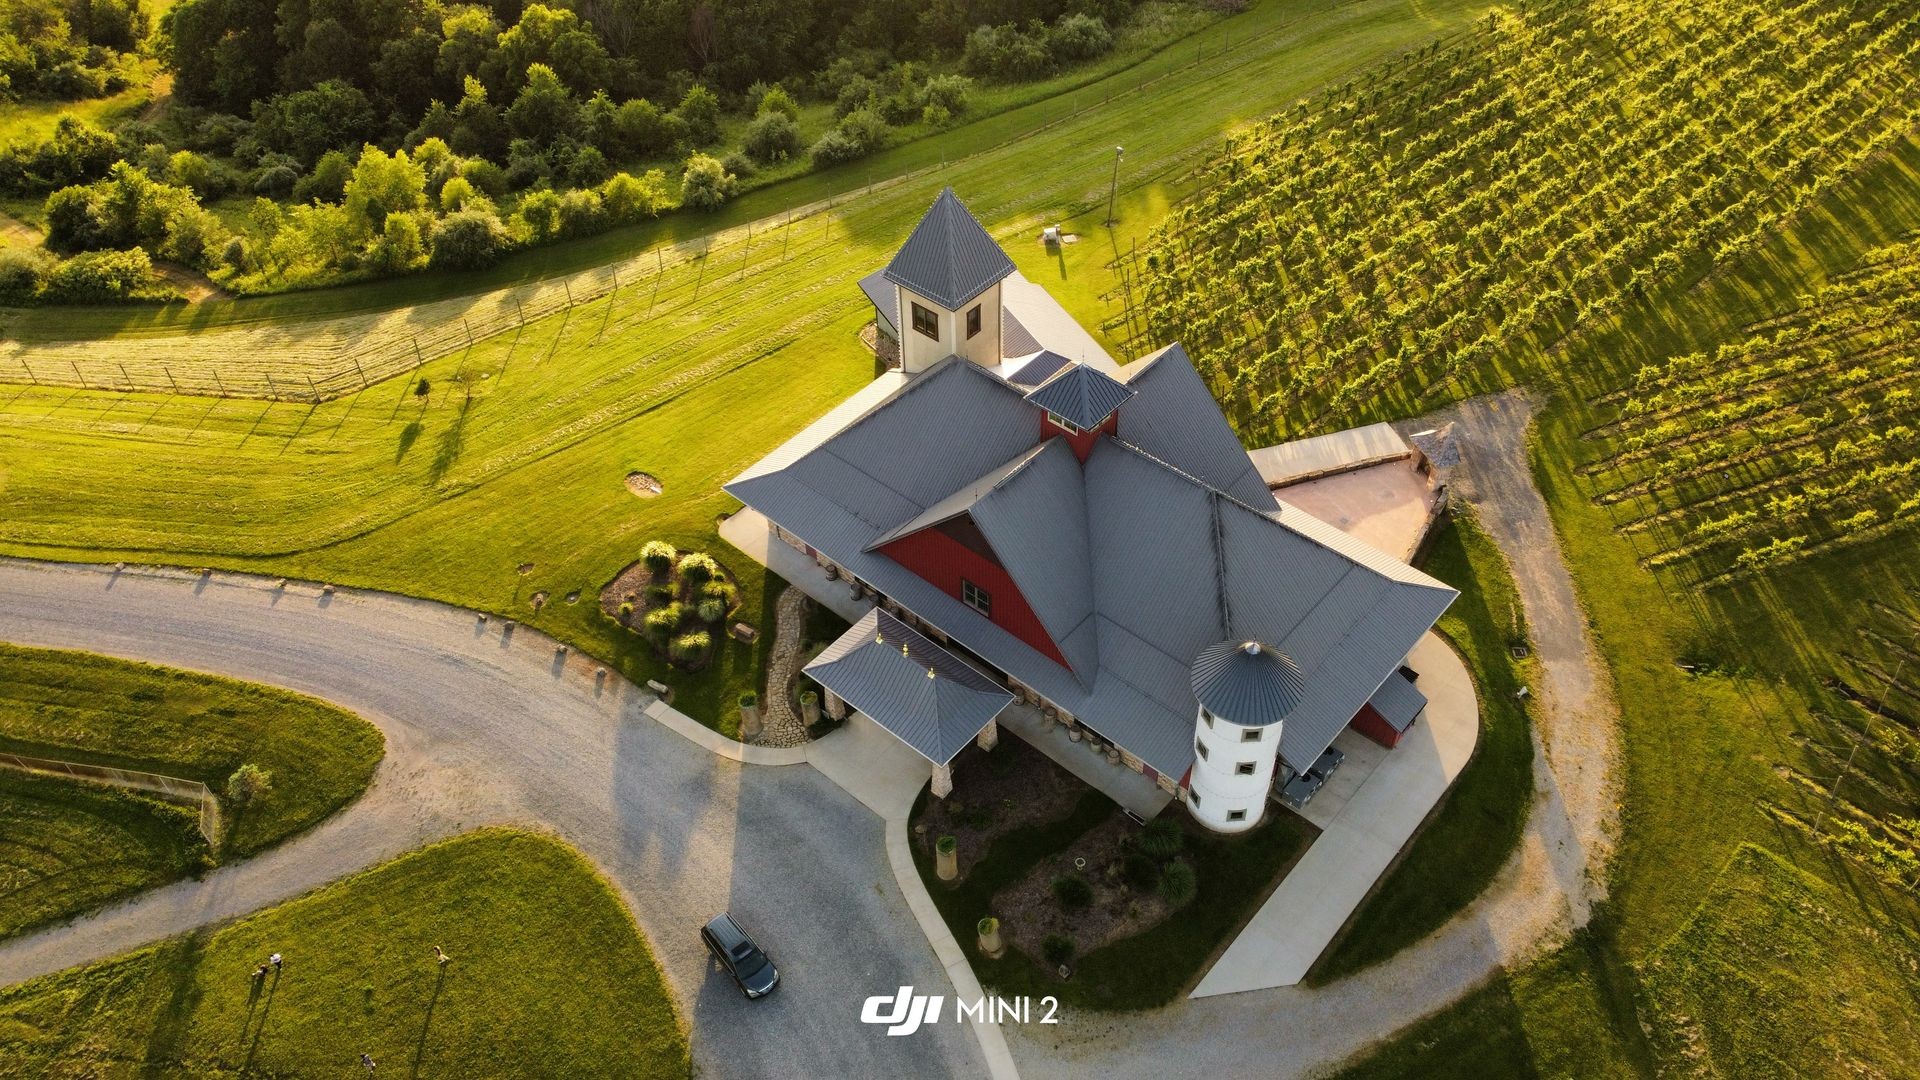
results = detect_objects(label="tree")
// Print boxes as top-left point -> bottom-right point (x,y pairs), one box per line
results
612,97 -> 677,158
450,77 -> 509,160
429,207 -> 510,269
673,83 -> 721,146
292,149 -> 352,204
226,763 -> 273,806
163,0 -> 280,113
168,150 -> 221,198
435,6 -> 499,91
741,112 -> 800,165
343,146 -> 426,236
252,80 -> 376,168
679,153 -> 733,210
506,64 -> 580,147
756,85 -> 799,120
600,169 -> 670,222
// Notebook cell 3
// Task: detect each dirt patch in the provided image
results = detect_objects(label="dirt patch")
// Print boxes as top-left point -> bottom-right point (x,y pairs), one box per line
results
624,471 -> 663,498
517,562 -> 535,575
529,591 -> 548,610
998,816 -> 1177,962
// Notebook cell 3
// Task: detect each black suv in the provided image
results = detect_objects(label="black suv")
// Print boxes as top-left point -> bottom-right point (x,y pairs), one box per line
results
701,913 -> 780,999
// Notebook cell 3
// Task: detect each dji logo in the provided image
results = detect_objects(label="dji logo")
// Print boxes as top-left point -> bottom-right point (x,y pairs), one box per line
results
860,986 -> 1061,1036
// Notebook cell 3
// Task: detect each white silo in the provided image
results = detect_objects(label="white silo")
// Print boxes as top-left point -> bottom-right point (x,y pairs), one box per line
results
1186,640 -> 1303,833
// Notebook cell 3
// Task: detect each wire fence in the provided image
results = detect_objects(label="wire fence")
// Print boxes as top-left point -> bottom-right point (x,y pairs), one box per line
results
0,750 -> 221,844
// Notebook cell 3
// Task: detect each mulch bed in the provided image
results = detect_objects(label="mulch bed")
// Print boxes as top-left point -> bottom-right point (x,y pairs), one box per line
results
996,816 -> 1176,962
597,552 -> 739,672
913,740 -> 1085,860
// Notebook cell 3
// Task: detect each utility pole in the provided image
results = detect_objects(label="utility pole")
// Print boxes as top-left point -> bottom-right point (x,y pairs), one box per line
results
1106,146 -> 1125,227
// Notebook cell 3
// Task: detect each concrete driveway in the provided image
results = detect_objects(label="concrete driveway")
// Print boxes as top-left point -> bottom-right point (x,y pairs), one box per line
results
0,560 -> 982,1080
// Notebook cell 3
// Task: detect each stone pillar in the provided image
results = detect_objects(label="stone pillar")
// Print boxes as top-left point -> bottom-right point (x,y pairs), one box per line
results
976,718 -> 998,751
825,690 -> 847,720
931,761 -> 953,799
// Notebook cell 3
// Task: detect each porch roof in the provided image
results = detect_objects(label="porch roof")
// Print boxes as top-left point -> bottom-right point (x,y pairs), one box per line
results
804,610 -> 1015,765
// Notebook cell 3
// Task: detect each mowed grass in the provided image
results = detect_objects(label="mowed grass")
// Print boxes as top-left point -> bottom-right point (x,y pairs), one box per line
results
0,643 -> 383,856
0,0 -> 1493,735
0,829 -> 690,1079
0,770 -> 208,941
1309,510 -> 1535,983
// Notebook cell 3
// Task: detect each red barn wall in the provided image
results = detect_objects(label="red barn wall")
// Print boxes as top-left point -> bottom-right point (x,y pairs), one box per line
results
1348,703 -> 1405,749
876,526 -> 1071,670
1040,413 -> 1119,462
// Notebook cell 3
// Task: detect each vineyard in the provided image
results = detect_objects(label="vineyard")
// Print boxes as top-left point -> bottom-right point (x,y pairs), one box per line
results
1582,237 -> 1920,587
1134,0 -> 1920,441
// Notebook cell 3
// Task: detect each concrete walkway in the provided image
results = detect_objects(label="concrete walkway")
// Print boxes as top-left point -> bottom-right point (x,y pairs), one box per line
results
0,560 -> 982,1080
997,704 -> 1174,820
1191,631 -> 1478,996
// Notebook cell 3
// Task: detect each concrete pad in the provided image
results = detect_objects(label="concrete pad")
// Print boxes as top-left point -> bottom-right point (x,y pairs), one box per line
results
1271,458 -> 1438,562
997,703 -> 1174,820
806,712 -> 930,818
1190,632 -> 1479,997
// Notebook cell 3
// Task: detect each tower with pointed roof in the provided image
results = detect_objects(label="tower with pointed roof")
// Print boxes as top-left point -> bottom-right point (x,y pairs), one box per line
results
1188,640 -> 1303,832
884,187 -> 1016,374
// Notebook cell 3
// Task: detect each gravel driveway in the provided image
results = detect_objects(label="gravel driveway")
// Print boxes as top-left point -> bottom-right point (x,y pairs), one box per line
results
0,560 -> 982,1080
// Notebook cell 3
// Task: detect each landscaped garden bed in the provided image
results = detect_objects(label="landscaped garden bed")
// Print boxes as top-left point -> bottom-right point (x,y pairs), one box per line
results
910,737 -> 1316,1010
600,541 -> 742,671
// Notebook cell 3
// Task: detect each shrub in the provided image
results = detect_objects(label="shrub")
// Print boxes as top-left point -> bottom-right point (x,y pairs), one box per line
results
1139,815 -> 1184,858
0,246 -> 53,303
41,247 -> 156,302
600,170 -> 671,223
640,540 -> 677,576
809,128 -> 865,166
612,98 -> 678,157
253,163 -> 299,196
1159,860 -> 1197,906
428,208 -> 510,270
168,150 -> 224,198
720,152 -> 757,180
226,763 -> 274,806
679,153 -> 735,210
741,112 -> 802,165
645,583 -> 674,606
921,74 -> 973,117
618,601 -> 634,618
1049,14 -> 1114,64
838,109 -> 889,154
696,597 -> 727,623
677,552 -> 721,587
293,150 -> 353,204
673,84 -> 722,145
670,631 -> 710,662
1051,873 -> 1093,908
964,23 -> 1055,82
644,603 -> 685,639
921,103 -> 953,129
415,378 -> 430,397
1041,934 -> 1074,964
700,579 -> 737,605
756,85 -> 800,121
556,188 -> 605,238
1119,851 -> 1160,889
833,75 -> 876,120
565,145 -> 611,188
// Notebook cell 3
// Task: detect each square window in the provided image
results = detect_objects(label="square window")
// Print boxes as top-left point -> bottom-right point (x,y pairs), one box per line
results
961,579 -> 991,617
966,304 -> 982,339
1241,728 -> 1261,742
911,302 -> 940,340
1195,740 -> 1209,760
1227,809 -> 1247,822
1046,411 -> 1081,435
1189,790 -> 1201,807
1235,761 -> 1256,776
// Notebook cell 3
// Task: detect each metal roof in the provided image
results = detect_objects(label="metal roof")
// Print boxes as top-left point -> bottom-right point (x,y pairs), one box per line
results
1002,309 -> 1044,360
804,610 -> 1014,765
1116,344 -> 1278,510
1189,641 -> 1305,727
1003,348 -> 1070,387
1023,362 -> 1136,430
882,188 -> 1016,311
1367,668 -> 1428,733
858,268 -> 898,339
1248,422 -> 1411,487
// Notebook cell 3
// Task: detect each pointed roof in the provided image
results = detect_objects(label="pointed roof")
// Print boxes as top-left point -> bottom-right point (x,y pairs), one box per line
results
804,610 -> 1015,765
883,187 -> 1016,310
1024,361 -> 1136,430
1190,641 -> 1305,727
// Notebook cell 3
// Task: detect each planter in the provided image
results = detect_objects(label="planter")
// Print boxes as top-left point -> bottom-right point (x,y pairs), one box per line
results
1068,727 -> 1082,743
739,694 -> 761,739
1106,748 -> 1122,765
977,917 -> 1005,959
936,835 -> 958,882
800,690 -> 820,727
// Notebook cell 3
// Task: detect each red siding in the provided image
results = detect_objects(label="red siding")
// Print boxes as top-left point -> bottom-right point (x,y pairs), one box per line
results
877,522 -> 1072,669
1348,703 -> 1405,749
1040,412 -> 1118,462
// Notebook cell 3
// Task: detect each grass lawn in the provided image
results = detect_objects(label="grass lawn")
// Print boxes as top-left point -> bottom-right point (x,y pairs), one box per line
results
0,770 -> 209,941
1308,509 -> 1535,983
0,0 -> 1494,740
0,643 -> 383,857
909,747 -> 1316,1011
0,829 -> 689,1079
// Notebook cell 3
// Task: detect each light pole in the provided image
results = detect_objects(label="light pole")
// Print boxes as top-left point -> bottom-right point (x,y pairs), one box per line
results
1106,146 -> 1124,227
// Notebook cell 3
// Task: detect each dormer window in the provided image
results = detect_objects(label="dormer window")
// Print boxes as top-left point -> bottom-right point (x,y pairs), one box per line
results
911,302 -> 940,340
961,578 -> 991,617
1045,411 -> 1080,435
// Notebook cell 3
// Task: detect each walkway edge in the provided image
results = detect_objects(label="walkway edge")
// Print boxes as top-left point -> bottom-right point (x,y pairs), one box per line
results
641,698 -> 807,766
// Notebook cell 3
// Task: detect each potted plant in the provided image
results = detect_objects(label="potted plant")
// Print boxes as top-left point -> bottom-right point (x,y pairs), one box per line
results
936,834 -> 958,882
977,917 -> 1004,958
800,689 -> 820,727
739,691 -> 760,736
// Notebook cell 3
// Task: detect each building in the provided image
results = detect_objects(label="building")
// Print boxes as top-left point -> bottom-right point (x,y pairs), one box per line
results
725,188 -> 1456,833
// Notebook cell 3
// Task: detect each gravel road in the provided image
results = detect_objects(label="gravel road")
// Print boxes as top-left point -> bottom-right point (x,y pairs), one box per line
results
0,560 -> 981,1080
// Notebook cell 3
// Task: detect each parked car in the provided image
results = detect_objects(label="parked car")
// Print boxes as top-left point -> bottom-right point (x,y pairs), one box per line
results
702,913 -> 780,998
1309,746 -> 1346,781
1279,770 -> 1323,810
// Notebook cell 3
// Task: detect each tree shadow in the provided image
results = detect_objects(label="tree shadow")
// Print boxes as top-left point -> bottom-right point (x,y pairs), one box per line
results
395,420 -> 423,463
425,398 -> 472,487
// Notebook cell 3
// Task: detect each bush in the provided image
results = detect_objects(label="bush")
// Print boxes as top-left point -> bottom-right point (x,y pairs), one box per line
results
168,150 -> 225,198
756,85 -> 800,121
741,112 -> 802,165
612,98 -> 678,158
670,631 -> 711,662
809,129 -> 864,167
922,103 -> 953,129
618,601 -> 634,618
0,246 -> 53,303
428,208 -> 510,270
720,152 -> 757,180
600,170 -> 670,223
964,24 -> 1055,82
1049,14 -> 1114,64
640,540 -> 677,576
676,552 -> 720,587
226,763 -> 274,806
921,74 -> 973,117
41,247 -> 156,302
1041,933 -> 1075,964
696,598 -> 727,623
837,109 -> 889,154
1051,873 -> 1093,908
1139,815 -> 1184,858
678,153 -> 735,211
1158,860 -> 1197,906
673,84 -> 722,146
1119,851 -> 1160,889
700,579 -> 737,605
644,604 -> 685,639
293,150 -> 353,204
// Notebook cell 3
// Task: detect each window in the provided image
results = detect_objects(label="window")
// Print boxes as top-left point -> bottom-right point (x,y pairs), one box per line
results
961,579 -> 991,617
1045,411 -> 1081,434
1189,790 -> 1201,807
1195,740 -> 1210,761
1235,761 -> 1256,776
1241,728 -> 1261,742
967,304 -> 982,339
1201,710 -> 1214,728
1227,809 -> 1247,822
911,301 -> 940,340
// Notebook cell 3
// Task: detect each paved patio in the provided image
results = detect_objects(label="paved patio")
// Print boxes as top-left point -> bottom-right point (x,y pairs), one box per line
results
997,703 -> 1174,819
1190,630 -> 1479,997
1271,458 -> 1439,563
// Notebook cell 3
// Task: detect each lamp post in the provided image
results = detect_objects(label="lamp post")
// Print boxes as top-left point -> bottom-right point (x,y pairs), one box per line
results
1106,145 -> 1124,226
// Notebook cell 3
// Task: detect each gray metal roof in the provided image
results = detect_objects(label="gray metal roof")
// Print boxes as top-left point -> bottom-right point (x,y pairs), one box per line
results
726,341 -> 1456,779
1004,348 -> 1070,387
1002,309 -> 1044,360
1368,668 -> 1428,733
882,188 -> 1016,311
1023,362 -> 1136,430
858,267 -> 898,339
1190,641 -> 1305,727
1248,422 -> 1410,487
804,610 -> 1014,765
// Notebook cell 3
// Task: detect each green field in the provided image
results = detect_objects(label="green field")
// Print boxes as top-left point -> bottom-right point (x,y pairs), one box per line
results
0,829 -> 690,1078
